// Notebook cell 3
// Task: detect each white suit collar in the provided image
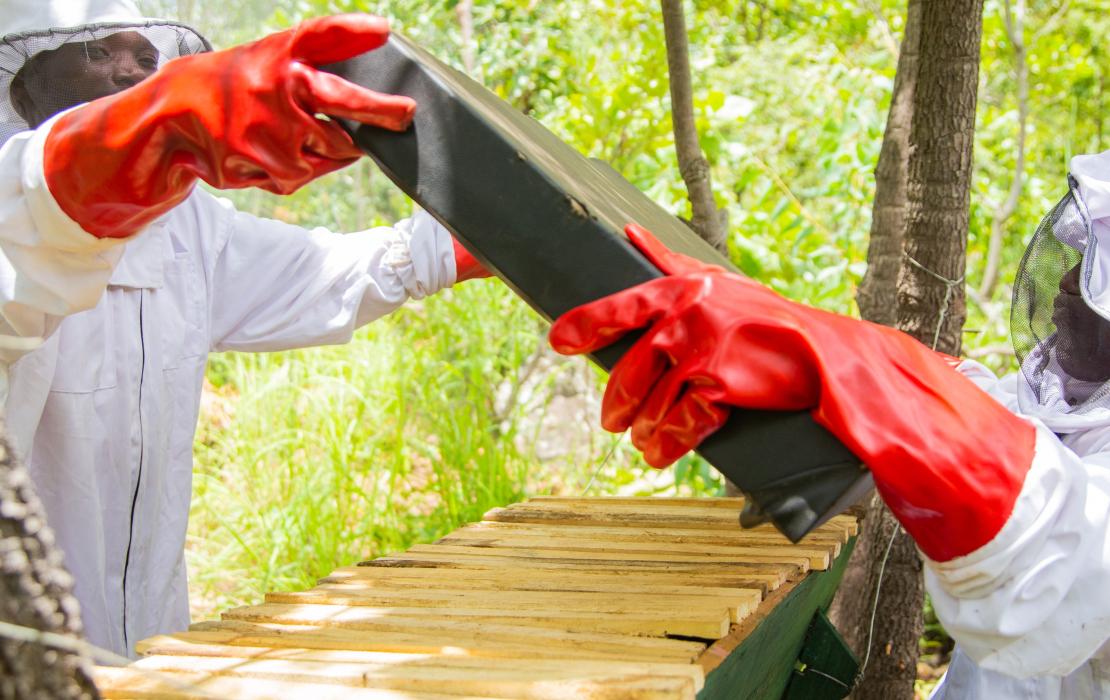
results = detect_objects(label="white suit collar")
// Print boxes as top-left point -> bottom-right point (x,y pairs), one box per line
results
108,221 -> 171,289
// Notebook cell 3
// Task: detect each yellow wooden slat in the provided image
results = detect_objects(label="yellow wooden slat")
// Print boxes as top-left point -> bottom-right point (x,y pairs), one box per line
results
312,578 -> 763,612
359,555 -> 792,592
222,601 -> 731,639
526,496 -> 855,531
93,666 -> 493,700
433,534 -> 832,570
192,621 -> 705,665
490,501 -> 859,538
130,650 -> 704,698
453,521 -> 844,555
400,543 -> 812,573
323,564 -> 783,595
175,622 -> 706,664
134,636 -> 706,692
483,508 -> 736,530
527,496 -> 748,509
508,498 -> 859,529
269,586 -> 759,624
476,506 -> 768,533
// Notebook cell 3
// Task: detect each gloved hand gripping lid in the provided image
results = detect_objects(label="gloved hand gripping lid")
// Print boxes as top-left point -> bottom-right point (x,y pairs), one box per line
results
324,34 -> 873,542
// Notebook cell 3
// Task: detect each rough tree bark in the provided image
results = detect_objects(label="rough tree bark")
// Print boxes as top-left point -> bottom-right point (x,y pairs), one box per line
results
660,0 -> 727,253
834,1 -> 985,698
897,0 -> 983,355
0,427 -> 100,699
856,0 -> 921,326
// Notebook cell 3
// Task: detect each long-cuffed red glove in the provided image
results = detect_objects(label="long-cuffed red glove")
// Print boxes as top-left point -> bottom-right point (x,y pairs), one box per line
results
44,14 -> 416,239
451,237 -> 492,282
549,224 -> 1036,562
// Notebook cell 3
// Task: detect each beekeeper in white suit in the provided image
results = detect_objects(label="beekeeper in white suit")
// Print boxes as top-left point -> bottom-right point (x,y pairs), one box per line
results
0,0 -> 489,657
549,169 -> 1110,695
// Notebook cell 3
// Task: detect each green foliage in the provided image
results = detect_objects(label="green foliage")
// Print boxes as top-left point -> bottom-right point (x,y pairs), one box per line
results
190,282 -> 540,613
160,0 -> 1108,621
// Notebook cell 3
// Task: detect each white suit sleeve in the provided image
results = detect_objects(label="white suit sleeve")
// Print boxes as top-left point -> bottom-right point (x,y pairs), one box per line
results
201,193 -> 457,352
0,120 -> 131,364
923,420 -> 1110,678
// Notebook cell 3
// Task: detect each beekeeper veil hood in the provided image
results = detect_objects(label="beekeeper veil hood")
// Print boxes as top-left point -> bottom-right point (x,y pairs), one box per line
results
1011,151 -> 1110,413
0,0 -> 210,145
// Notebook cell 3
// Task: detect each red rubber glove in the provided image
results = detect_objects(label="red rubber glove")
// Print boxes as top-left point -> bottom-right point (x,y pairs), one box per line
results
550,223 -> 1036,562
451,237 -> 492,282
44,14 -> 416,239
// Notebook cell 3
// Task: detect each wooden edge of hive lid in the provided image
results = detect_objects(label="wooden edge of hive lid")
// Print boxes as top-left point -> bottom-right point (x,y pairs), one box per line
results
324,35 -> 874,542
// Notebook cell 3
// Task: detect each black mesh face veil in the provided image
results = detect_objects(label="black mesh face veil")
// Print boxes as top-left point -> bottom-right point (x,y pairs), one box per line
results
0,21 -> 210,144
1011,189 -> 1110,411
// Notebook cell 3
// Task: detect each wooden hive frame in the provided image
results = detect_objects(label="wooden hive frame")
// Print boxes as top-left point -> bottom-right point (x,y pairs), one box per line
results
94,497 -> 858,700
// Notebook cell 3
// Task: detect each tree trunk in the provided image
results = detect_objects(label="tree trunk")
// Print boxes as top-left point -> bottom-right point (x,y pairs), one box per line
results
660,0 -> 727,253
896,0 -> 983,356
0,427 -> 100,699
856,0 -> 920,326
834,1 -> 985,698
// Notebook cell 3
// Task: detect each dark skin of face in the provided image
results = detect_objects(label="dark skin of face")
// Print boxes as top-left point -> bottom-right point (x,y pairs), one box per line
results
1052,262 -> 1110,382
10,31 -> 159,128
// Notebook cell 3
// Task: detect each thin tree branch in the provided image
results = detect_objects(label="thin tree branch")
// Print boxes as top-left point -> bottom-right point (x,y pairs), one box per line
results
978,0 -> 1027,298
862,0 -> 900,60
455,0 -> 476,76
660,0 -> 727,251
747,154 -> 834,239
1031,0 -> 1070,40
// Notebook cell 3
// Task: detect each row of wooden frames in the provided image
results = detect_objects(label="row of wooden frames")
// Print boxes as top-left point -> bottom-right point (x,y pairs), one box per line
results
94,497 -> 858,699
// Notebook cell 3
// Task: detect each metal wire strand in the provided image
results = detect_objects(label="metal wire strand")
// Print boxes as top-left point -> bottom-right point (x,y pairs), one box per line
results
903,251 -> 966,351
580,431 -> 626,495
855,520 -> 901,684
0,619 -> 219,697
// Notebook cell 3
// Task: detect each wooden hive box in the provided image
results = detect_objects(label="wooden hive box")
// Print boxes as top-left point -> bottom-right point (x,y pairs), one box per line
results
94,497 -> 859,699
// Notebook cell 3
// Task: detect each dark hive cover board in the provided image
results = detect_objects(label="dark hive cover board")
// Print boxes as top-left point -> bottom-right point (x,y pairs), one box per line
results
326,35 -> 872,541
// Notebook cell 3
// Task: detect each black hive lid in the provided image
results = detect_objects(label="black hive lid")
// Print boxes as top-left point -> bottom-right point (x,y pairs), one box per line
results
326,35 -> 872,541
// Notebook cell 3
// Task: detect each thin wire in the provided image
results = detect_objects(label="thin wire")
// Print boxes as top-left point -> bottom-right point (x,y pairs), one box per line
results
903,251 -> 966,352
856,520 -> 900,683
0,619 -> 123,666
580,431 -> 625,495
0,619 -> 217,696
803,664 -> 853,691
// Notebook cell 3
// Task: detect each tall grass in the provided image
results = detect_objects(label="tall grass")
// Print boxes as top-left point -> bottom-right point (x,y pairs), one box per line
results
186,281 -> 718,618
188,282 -> 523,614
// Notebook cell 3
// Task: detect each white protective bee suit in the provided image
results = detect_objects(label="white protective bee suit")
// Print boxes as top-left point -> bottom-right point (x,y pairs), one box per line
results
927,152 -> 1110,698
0,1 -> 460,657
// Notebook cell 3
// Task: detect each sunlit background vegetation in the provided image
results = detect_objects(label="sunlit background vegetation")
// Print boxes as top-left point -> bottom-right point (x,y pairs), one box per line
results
139,8 -> 1108,687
